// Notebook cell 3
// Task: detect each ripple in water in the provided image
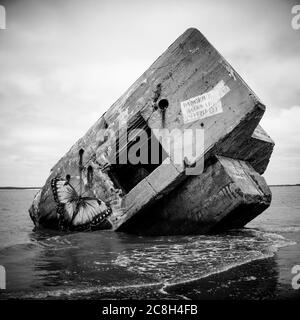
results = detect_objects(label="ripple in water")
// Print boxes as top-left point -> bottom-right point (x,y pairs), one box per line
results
1,229 -> 292,300
113,230 -> 294,286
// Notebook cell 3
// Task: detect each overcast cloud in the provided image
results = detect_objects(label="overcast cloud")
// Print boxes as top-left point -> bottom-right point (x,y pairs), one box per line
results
0,0 -> 299,186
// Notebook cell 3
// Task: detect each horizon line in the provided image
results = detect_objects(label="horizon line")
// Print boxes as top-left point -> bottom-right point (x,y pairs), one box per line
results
0,184 -> 300,190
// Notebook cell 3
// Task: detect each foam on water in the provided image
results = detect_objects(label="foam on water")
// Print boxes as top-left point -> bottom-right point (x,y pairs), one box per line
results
112,230 -> 294,285
1,187 -> 300,300
2,229 -> 293,300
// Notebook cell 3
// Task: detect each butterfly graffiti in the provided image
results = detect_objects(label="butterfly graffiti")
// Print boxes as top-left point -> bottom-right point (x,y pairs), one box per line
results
51,177 -> 112,231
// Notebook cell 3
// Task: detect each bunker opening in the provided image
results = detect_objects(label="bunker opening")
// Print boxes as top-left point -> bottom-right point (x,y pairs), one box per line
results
87,166 -> 94,187
107,114 -> 168,193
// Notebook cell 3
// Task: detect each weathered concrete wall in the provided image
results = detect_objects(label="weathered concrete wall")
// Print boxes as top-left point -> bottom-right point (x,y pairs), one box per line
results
119,156 -> 271,235
218,125 -> 274,174
29,28 -> 272,233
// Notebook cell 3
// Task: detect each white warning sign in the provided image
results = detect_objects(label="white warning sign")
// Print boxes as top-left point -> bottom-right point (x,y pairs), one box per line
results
181,80 -> 230,124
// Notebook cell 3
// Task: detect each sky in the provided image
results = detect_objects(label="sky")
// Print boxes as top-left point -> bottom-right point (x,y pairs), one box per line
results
0,0 -> 299,186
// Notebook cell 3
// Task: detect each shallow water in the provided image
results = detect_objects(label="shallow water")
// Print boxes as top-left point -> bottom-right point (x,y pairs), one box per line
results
0,186 -> 299,299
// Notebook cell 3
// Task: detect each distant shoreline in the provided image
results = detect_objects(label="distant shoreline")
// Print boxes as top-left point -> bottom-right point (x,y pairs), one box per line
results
269,184 -> 300,187
0,187 -> 41,190
0,184 -> 299,190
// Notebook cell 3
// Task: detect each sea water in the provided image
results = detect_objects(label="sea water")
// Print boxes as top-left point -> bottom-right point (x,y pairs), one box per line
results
0,186 -> 299,299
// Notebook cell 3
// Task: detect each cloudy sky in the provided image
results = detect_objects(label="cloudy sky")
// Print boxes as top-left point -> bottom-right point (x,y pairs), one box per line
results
0,0 -> 299,186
